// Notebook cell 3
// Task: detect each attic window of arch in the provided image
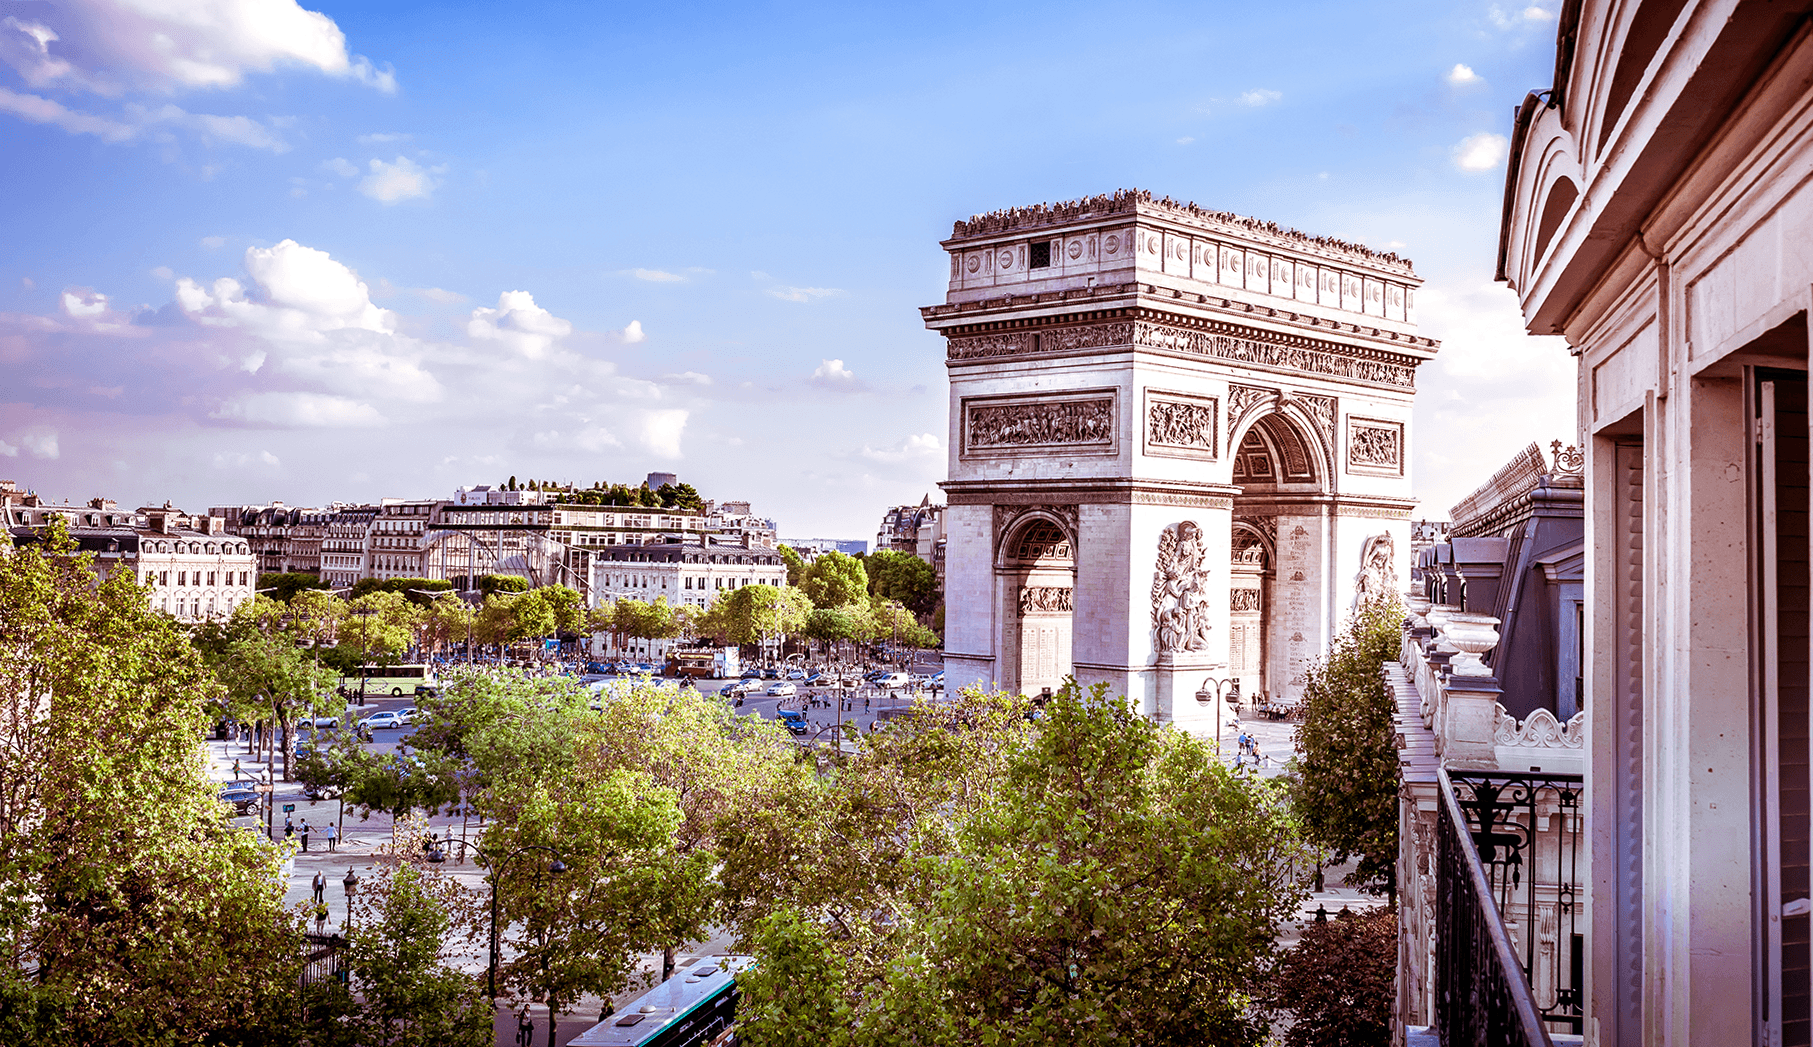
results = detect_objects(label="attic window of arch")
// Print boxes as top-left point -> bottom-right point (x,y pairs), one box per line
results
1029,241 -> 1052,269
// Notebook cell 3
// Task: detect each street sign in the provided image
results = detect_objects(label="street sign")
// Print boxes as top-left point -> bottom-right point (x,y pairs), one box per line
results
282,803 -> 296,813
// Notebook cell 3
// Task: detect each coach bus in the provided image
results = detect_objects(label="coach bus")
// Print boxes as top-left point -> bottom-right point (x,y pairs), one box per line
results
571,956 -> 749,1047
338,664 -> 440,698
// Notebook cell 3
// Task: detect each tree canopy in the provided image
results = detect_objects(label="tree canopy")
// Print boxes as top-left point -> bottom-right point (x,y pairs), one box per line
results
798,551 -> 868,609
1290,599 -> 1405,896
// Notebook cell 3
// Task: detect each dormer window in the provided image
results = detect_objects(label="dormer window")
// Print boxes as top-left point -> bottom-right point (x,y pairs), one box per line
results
1029,241 -> 1051,268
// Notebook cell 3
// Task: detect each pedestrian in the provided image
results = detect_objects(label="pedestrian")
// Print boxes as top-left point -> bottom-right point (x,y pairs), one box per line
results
231,757 -> 241,778
300,820 -> 310,852
517,1007 -> 534,1047
284,815 -> 294,839
313,901 -> 328,934
312,870 -> 325,905
325,822 -> 338,851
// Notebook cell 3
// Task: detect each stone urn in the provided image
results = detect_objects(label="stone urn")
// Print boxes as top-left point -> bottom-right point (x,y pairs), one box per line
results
1405,593 -> 1432,629
1441,612 -> 1501,677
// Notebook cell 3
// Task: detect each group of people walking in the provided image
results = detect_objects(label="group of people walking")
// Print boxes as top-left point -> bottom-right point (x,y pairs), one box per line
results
283,814 -> 339,852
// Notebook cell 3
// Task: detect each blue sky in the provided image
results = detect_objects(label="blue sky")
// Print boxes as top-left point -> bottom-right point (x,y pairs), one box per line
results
0,0 -> 1573,539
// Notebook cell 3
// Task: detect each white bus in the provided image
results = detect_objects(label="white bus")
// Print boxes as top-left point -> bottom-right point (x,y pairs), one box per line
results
339,664 -> 440,697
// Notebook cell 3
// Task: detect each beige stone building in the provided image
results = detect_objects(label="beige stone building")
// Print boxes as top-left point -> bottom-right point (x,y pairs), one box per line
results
1480,1 -> 1813,1044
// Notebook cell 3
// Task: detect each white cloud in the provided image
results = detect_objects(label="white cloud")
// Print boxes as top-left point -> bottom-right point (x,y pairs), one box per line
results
637,409 -> 688,458
1488,4 -> 1556,28
1447,63 -> 1480,85
467,291 -> 572,359
663,371 -> 712,385
359,156 -> 437,203
619,320 -> 646,344
200,235 -> 226,249
768,286 -> 844,303
859,433 -> 940,463
1452,132 -> 1510,172
211,391 -> 385,428
0,86 -> 134,140
0,439 -> 15,457
0,0 -> 387,95
150,265 -> 174,281
17,431 -> 60,459
322,156 -> 358,177
1239,88 -> 1282,107
1175,136 -> 1194,145
212,449 -> 283,468
812,359 -> 856,384
60,289 -> 108,317
415,287 -> 465,304
358,132 -> 410,144
629,268 -> 685,283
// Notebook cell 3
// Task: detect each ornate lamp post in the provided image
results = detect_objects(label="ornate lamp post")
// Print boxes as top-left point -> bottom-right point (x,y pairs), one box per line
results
481,845 -> 570,1000
342,867 -> 361,932
1195,673 -> 1242,761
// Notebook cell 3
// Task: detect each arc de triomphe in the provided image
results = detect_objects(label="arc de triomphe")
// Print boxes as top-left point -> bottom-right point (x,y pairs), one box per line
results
923,190 -> 1435,734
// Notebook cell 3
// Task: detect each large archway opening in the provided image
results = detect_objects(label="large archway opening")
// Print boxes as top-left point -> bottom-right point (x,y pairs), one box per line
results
997,516 -> 1076,697
1230,411 -> 1332,705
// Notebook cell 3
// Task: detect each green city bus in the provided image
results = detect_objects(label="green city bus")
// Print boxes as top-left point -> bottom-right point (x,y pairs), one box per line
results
338,664 -> 440,697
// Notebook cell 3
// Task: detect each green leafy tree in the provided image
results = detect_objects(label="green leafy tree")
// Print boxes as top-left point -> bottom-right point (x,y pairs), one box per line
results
1291,599 -> 1406,896
1259,907 -> 1396,1047
709,585 -> 811,649
335,746 -> 463,824
777,545 -> 806,587
220,630 -> 340,780
865,550 -> 938,615
257,571 -> 331,602
420,592 -> 476,659
0,520 -> 304,1043
868,597 -> 937,649
799,551 -> 868,609
731,684 -> 1308,1047
333,854 -> 492,1047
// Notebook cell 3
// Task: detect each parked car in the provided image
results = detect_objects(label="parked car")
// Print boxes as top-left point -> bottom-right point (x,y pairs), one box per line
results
361,711 -> 405,730
766,682 -> 797,697
396,706 -> 417,725
304,715 -> 340,729
740,668 -> 763,679
877,672 -> 913,689
785,669 -> 806,680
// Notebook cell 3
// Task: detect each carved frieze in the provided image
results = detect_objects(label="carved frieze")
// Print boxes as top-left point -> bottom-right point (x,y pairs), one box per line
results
1144,391 -> 1218,461
1226,384 -> 1274,452
1293,393 -> 1337,461
1018,586 -> 1075,616
1348,417 -> 1404,474
962,393 -> 1115,456
1230,588 -> 1261,612
1152,521 -> 1213,654
945,314 -> 1418,388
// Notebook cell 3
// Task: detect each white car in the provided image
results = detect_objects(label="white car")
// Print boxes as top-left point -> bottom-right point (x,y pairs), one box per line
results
361,711 -> 405,730
396,706 -> 417,725
766,682 -> 798,697
877,672 -> 913,689
304,715 -> 341,729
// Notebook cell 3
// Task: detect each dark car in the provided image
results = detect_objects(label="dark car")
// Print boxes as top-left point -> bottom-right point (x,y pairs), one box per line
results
219,787 -> 261,816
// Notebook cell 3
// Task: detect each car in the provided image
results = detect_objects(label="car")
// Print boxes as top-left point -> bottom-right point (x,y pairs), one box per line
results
766,682 -> 797,696
802,671 -> 823,684
740,668 -> 762,679
776,709 -> 809,735
863,670 -> 890,682
362,711 -> 405,730
785,669 -> 806,680
219,788 -> 261,816
877,672 -> 913,689
761,668 -> 780,679
396,706 -> 417,725
304,715 -> 340,729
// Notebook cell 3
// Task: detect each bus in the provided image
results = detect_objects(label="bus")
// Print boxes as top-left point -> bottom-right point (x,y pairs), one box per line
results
571,956 -> 749,1047
338,664 -> 440,698
666,647 -> 739,680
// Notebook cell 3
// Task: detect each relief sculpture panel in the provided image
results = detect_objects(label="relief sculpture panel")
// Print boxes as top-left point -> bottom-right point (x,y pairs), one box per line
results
963,394 -> 1115,456
1019,586 -> 1075,616
1347,418 -> 1404,474
1144,391 -> 1218,461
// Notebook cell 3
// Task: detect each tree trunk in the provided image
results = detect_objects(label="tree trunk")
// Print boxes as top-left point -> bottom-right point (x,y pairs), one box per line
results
663,945 -> 676,982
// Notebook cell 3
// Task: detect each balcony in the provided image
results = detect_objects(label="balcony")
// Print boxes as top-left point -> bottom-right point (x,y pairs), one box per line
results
1434,768 -> 1584,1046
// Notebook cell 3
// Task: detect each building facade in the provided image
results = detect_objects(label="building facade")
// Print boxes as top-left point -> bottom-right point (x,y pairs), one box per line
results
210,502 -> 329,577
320,506 -> 378,589
590,539 -> 788,610
368,499 -> 436,581
926,190 -> 1434,726
875,497 -> 947,584
3,484 -> 256,621
1497,2 -> 1813,1043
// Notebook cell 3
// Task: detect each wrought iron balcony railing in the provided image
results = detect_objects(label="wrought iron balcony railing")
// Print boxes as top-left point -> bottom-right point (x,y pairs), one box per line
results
1436,768 -> 1585,1047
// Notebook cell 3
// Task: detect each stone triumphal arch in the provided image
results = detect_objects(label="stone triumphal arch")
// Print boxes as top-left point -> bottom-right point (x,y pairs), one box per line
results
925,190 -> 1433,733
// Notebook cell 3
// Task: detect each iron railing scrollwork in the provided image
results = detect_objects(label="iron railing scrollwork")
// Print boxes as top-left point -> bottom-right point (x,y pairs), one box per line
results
299,932 -> 347,990
1436,768 -> 1555,1047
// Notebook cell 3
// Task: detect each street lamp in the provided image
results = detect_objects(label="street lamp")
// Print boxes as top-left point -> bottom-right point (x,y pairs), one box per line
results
1195,673 -> 1241,761
482,844 -> 570,1000
342,867 -> 361,932
349,605 -> 377,707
